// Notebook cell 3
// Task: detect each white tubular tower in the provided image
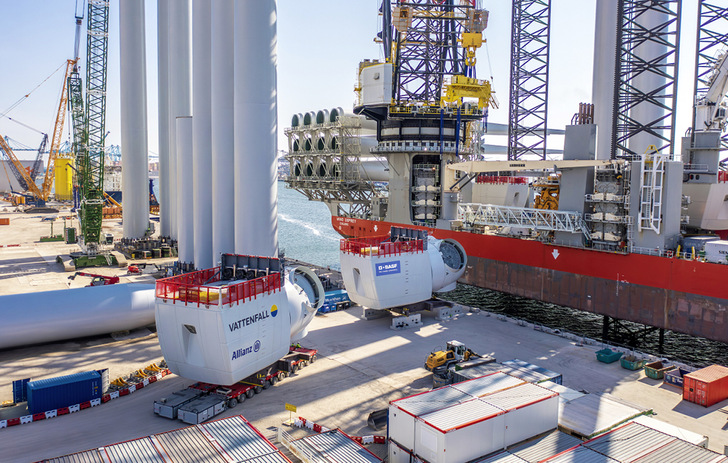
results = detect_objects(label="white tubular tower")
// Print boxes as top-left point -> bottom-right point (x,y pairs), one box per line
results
192,0 -> 213,269
157,0 -> 171,236
176,117 -> 194,263
120,0 -> 149,239
591,0 -> 618,160
0,284 -> 155,350
211,0 -> 235,262
168,0 -> 192,240
233,0 -> 279,257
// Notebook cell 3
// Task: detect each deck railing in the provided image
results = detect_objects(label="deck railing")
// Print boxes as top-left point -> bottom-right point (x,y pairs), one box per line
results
155,267 -> 282,307
340,237 -> 424,257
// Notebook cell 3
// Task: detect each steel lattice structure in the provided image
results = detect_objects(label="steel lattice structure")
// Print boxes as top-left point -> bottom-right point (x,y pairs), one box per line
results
694,0 -> 728,149
508,0 -> 551,160
392,0 -> 474,105
79,0 -> 110,249
458,203 -> 590,238
612,0 -> 682,158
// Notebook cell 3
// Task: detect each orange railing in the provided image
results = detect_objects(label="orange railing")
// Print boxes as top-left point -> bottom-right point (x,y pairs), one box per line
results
155,267 -> 282,307
340,238 -> 424,257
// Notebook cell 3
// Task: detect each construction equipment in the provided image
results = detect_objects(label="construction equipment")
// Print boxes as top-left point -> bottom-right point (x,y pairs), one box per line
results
0,58 -> 75,207
154,347 -> 317,424
68,271 -> 120,287
425,340 -> 480,373
68,0 -> 113,266
126,262 -> 161,275
40,60 -> 76,202
0,135 -> 45,202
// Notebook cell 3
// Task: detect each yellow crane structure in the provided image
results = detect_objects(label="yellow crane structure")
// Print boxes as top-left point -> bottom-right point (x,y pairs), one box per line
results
0,60 -> 75,205
42,59 -> 76,202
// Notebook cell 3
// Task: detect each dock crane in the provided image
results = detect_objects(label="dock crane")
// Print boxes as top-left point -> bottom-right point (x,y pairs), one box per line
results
0,58 -> 75,207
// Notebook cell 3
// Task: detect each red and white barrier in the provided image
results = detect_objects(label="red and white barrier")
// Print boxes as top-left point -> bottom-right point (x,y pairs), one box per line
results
0,369 -> 170,430
292,416 -> 386,445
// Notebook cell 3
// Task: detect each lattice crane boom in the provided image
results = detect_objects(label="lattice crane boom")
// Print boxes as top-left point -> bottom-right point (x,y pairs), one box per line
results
73,0 -> 110,252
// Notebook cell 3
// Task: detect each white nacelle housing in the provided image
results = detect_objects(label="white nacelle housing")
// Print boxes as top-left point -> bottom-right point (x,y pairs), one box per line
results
155,255 -> 323,385
340,229 -> 467,310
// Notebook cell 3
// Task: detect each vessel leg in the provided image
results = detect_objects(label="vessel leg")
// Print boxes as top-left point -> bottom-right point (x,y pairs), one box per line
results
602,315 -> 610,342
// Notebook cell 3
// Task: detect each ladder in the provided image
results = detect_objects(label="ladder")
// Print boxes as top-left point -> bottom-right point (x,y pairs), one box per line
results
638,148 -> 666,234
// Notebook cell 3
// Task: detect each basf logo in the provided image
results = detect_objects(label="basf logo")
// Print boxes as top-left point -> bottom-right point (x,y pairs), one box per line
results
376,260 -> 401,276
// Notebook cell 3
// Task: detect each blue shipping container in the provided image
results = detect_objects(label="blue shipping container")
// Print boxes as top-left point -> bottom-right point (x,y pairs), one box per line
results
324,289 -> 350,304
12,378 -> 30,403
27,370 -> 102,414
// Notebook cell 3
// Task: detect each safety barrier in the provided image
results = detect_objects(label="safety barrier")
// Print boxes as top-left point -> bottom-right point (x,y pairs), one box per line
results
156,267 -> 282,307
293,416 -> 386,445
0,369 -> 171,430
340,237 -> 424,257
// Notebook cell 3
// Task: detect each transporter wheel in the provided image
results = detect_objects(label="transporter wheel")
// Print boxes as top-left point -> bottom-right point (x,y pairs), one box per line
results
262,380 -> 271,390
271,376 -> 279,385
301,360 -> 308,368
254,385 -> 263,394
278,372 -> 286,381
228,398 -> 238,408
310,355 -> 316,363
245,389 -> 255,399
291,364 -> 299,373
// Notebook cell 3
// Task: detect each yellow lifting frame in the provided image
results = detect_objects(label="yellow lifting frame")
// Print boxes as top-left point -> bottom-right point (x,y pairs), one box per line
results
441,75 -> 496,110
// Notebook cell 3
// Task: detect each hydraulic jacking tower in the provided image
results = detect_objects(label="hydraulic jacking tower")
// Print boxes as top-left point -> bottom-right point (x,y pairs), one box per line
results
356,0 -> 496,228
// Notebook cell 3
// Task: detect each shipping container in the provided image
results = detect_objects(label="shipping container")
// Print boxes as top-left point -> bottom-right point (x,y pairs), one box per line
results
683,364 -> 728,407
26,370 -> 101,414
153,389 -> 203,419
450,363 -> 504,383
704,240 -> 728,264
680,236 -> 719,253
450,372 -> 525,397
177,395 -> 226,424
502,359 -> 563,385
451,360 -> 562,385
413,399 -> 506,463
389,387 -> 471,452
481,383 -> 560,449
389,382 -> 558,463
665,367 -> 693,388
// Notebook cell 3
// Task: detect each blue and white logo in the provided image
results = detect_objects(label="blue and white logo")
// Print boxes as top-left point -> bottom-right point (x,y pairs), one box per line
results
375,260 -> 401,276
254,340 -> 261,352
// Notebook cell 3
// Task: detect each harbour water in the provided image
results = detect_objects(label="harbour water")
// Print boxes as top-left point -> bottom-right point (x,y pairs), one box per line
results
278,182 -> 728,367
278,181 -> 341,270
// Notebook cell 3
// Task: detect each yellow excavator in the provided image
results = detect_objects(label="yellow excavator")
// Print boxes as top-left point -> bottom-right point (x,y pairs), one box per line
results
425,340 -> 480,373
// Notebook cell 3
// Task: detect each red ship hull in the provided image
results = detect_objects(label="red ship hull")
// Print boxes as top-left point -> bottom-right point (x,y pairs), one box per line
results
332,216 -> 728,343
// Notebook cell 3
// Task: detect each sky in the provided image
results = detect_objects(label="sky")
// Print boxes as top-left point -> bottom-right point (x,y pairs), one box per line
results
0,0 -> 706,161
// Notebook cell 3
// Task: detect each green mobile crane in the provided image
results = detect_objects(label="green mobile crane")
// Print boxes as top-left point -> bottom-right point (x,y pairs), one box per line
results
68,0 -> 115,267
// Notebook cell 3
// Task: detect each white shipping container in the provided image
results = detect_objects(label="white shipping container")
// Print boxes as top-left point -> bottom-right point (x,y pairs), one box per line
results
390,383 -> 559,463
483,383 -> 560,446
415,399 -> 506,463
450,372 -> 525,397
389,387 -> 471,452
704,240 -> 728,264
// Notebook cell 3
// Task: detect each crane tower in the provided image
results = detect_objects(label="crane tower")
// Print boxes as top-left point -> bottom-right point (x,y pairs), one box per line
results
69,0 -> 110,257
